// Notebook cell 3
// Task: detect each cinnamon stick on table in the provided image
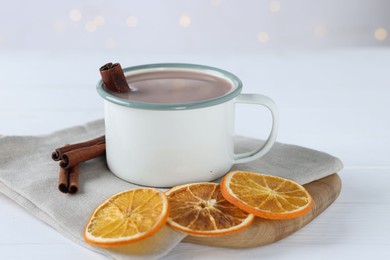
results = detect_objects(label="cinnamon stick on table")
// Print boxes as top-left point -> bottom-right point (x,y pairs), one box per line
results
58,167 -> 69,193
53,137 -> 106,194
58,144 -> 70,193
58,164 -> 81,194
59,143 -> 106,170
99,62 -> 131,93
68,164 -> 79,194
51,135 -> 105,161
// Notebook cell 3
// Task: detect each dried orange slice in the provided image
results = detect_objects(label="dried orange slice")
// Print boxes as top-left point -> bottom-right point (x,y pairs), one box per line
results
166,182 -> 254,236
221,171 -> 313,219
84,188 -> 168,247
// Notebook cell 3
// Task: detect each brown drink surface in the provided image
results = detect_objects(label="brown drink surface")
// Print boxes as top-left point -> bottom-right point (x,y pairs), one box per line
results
109,70 -> 233,104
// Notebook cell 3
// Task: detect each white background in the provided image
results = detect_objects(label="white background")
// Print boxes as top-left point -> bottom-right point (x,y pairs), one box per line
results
1,1 -> 390,259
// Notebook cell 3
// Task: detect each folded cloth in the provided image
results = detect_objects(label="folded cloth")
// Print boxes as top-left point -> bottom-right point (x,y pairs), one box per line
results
0,119 -> 343,260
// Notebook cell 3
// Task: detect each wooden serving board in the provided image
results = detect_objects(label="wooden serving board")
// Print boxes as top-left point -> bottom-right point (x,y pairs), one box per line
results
183,173 -> 342,248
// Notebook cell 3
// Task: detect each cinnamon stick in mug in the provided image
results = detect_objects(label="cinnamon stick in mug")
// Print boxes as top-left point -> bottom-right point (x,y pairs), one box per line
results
51,135 -> 105,161
99,62 -> 130,93
59,143 -> 106,170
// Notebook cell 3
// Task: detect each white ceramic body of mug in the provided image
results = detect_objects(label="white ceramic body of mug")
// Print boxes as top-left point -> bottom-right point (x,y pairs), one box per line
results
97,63 -> 278,187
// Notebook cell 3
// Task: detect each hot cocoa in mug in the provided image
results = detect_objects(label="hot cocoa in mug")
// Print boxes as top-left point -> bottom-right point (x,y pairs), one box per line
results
97,63 -> 279,187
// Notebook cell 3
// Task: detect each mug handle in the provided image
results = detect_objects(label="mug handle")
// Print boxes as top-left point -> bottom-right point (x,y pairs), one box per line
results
233,93 -> 279,164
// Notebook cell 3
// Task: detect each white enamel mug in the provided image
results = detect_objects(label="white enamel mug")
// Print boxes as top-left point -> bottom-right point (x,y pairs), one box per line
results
97,63 -> 278,187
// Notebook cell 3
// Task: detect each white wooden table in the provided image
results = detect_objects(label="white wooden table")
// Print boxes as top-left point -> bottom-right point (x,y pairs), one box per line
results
1,49 -> 389,259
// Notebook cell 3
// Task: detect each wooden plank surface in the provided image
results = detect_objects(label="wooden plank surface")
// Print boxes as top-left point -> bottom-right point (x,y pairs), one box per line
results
184,173 -> 341,248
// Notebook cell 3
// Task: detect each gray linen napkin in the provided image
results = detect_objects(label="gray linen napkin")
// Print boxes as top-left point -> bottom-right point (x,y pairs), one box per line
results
0,119 -> 343,259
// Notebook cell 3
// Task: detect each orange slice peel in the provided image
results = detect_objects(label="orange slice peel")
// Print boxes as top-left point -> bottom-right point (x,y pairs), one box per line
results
221,171 -> 313,219
84,188 -> 169,247
166,182 -> 254,236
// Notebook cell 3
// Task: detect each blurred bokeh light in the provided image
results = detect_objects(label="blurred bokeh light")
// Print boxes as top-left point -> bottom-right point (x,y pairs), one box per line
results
0,0 -> 389,52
